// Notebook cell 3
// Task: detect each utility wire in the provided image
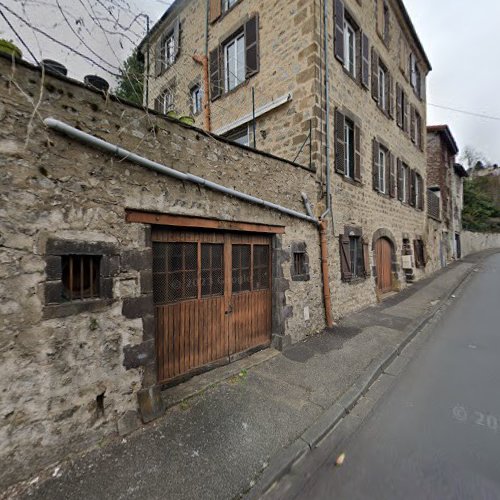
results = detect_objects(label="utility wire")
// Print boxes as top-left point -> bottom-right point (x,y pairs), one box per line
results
428,103 -> 500,122
0,7 -> 39,63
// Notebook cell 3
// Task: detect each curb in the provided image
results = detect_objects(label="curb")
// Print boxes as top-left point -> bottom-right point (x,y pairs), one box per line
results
246,257 -> 485,500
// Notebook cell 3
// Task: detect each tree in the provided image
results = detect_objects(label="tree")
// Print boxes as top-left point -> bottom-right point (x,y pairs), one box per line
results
460,146 -> 487,171
462,178 -> 500,232
115,50 -> 144,106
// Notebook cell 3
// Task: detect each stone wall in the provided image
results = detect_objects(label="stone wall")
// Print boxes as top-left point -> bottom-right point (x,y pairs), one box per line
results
0,55 -> 324,487
461,232 -> 500,257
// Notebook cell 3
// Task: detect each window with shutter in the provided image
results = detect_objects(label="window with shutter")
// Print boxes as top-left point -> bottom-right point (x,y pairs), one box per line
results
389,152 -> 396,198
344,117 -> 355,179
387,73 -> 394,118
410,169 -> 416,207
209,0 -> 222,23
341,227 -> 368,281
334,109 -> 346,175
397,158 -> 403,201
396,83 -> 403,127
403,92 -> 409,133
378,145 -> 387,194
354,124 -> 362,181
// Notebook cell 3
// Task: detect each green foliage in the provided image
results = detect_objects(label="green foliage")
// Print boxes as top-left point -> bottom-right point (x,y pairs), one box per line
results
462,178 -> 500,232
115,50 -> 144,105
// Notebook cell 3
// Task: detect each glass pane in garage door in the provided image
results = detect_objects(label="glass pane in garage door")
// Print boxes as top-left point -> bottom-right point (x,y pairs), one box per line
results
232,244 -> 251,293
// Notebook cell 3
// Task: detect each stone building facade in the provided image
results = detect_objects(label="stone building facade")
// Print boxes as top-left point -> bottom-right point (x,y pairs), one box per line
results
426,125 -> 467,263
141,0 -> 433,314
0,55 -> 325,487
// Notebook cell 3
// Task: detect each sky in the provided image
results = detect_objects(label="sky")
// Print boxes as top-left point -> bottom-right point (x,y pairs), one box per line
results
1,0 -> 499,164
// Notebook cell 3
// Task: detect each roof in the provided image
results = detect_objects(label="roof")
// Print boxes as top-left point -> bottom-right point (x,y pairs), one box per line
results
138,0 -> 432,70
427,125 -> 459,156
454,163 -> 469,178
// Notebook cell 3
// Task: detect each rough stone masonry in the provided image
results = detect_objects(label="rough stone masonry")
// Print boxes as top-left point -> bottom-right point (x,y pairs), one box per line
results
0,54 -> 325,488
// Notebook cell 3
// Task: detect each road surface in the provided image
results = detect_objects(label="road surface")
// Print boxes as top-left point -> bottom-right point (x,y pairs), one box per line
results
272,252 -> 500,499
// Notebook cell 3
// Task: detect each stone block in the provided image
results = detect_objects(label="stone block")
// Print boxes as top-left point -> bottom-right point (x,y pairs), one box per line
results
44,281 -> 63,304
123,339 -> 154,370
45,256 -> 62,280
140,270 -> 153,294
137,386 -> 164,424
122,295 -> 153,319
121,249 -> 152,271
142,314 -> 155,341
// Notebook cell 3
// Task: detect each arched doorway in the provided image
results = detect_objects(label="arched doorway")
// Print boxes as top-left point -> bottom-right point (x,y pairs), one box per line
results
375,237 -> 393,293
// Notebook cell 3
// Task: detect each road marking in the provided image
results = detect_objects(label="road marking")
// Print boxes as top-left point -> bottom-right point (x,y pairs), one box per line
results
452,405 -> 498,434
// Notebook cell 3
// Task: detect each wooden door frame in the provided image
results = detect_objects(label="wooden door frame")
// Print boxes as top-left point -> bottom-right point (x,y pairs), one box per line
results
133,211 -> 284,388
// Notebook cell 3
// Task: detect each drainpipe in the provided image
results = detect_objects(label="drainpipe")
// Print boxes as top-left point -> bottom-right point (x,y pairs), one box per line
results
192,55 -> 211,131
319,220 -> 334,328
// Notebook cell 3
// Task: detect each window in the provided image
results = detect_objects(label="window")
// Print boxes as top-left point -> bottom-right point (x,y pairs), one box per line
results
376,0 -> 390,44
153,243 -> 198,304
378,147 -> 387,193
409,53 -> 422,98
223,0 -> 238,12
383,2 -> 390,42
156,89 -> 174,114
293,252 -> 306,276
396,84 -> 408,131
223,124 -> 250,146
349,236 -> 365,279
232,245 -> 251,293
339,227 -> 369,282
191,85 -> 203,115
344,117 -> 355,179
201,244 -> 224,297
416,173 -> 424,210
62,255 -> 101,301
378,66 -> 386,110
224,32 -> 245,92
162,33 -> 176,67
414,111 -> 422,149
291,242 -> 310,281
253,245 -> 270,290
343,19 -> 356,77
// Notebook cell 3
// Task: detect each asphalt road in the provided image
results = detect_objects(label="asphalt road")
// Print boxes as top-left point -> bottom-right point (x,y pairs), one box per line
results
276,253 -> 500,500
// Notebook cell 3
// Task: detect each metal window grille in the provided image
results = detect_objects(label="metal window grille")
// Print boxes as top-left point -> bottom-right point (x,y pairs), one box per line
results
201,244 -> 224,298
232,245 -> 251,293
253,245 -> 270,290
62,255 -> 101,301
293,252 -> 306,276
153,243 -> 198,305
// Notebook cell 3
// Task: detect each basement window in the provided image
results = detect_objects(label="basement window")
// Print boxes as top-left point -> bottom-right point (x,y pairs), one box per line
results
62,255 -> 101,301
291,242 -> 310,282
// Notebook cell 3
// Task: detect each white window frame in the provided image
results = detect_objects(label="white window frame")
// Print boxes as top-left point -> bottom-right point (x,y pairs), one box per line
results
344,118 -> 355,179
224,32 -> 245,92
379,148 -> 386,193
161,90 -> 174,114
343,20 -> 356,77
223,0 -> 238,12
191,86 -> 203,115
163,33 -> 176,67
378,66 -> 386,110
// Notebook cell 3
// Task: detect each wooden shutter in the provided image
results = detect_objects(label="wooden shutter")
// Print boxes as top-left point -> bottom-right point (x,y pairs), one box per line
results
209,46 -> 221,101
209,0 -> 221,23
403,92 -> 409,133
362,237 -> 371,277
173,18 -> 180,60
387,73 -> 394,118
361,33 -> 370,88
397,158 -> 403,201
334,109 -> 346,174
155,38 -> 164,77
339,234 -> 352,282
354,124 -> 361,181
410,169 -> 416,206
371,48 -> 379,101
334,0 -> 345,62
406,165 -> 411,202
372,138 -> 380,191
386,151 -> 392,197
396,83 -> 402,127
245,15 -> 259,78
410,105 -> 416,143
389,152 -> 396,198
418,175 -> 424,209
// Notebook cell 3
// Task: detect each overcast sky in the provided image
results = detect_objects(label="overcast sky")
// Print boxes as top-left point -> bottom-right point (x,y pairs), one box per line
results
1,0 -> 499,163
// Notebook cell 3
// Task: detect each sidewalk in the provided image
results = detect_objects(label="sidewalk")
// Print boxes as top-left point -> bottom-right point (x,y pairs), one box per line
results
14,250 -> 497,500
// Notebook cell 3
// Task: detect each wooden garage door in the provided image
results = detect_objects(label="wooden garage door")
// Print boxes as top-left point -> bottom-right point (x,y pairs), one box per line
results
153,229 -> 272,384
